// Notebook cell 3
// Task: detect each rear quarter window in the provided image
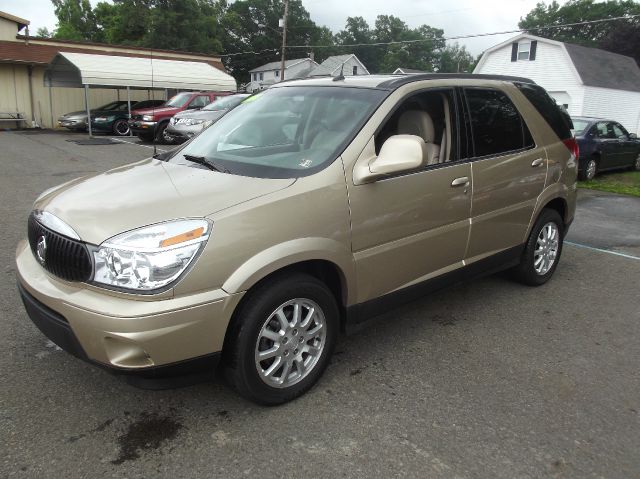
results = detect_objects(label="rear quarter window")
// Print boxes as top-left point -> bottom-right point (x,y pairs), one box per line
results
515,83 -> 573,140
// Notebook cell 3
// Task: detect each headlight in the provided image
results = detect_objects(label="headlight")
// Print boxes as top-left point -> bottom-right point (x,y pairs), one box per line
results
92,219 -> 210,292
184,119 -> 205,126
142,115 -> 154,121
202,120 -> 214,129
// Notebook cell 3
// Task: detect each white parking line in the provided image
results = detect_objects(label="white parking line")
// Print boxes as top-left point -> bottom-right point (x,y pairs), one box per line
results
565,241 -> 640,261
109,137 -> 168,152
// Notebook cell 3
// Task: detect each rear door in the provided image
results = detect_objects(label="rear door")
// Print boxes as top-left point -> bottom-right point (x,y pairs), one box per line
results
464,86 -> 547,262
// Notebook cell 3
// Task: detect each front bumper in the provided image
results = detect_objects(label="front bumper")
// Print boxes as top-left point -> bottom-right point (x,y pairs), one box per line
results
128,120 -> 158,135
58,119 -> 87,130
166,122 -> 205,141
15,240 -> 244,373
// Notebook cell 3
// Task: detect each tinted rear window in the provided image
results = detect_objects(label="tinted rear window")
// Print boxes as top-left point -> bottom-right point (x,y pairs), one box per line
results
515,83 -> 573,140
465,88 -> 534,158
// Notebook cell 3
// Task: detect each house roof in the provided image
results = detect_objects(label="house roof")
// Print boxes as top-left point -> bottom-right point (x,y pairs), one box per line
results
476,33 -> 640,93
309,54 -> 362,76
393,67 -> 425,74
564,43 -> 640,92
0,39 -> 225,71
0,11 -> 29,30
249,58 -> 313,73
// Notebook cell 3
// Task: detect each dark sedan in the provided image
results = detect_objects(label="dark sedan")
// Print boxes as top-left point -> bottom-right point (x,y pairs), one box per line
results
58,101 -> 129,132
572,117 -> 640,180
91,99 -> 165,136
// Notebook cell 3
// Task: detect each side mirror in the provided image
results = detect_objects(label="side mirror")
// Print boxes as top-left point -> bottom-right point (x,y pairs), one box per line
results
369,134 -> 425,176
630,133 -> 638,139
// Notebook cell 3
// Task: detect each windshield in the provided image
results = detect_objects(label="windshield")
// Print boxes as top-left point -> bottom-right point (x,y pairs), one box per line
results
172,86 -> 386,178
97,101 -> 126,111
571,119 -> 590,135
166,93 -> 192,108
203,95 -> 248,111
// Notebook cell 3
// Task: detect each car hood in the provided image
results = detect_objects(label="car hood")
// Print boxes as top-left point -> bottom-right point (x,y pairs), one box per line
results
33,159 -> 295,245
132,106 -> 180,116
173,109 -> 226,121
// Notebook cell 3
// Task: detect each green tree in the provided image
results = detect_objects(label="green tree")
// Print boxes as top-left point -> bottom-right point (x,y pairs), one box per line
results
519,0 -> 640,48
51,0 -> 102,41
599,20 -> 640,65
437,43 -> 476,73
36,27 -> 52,38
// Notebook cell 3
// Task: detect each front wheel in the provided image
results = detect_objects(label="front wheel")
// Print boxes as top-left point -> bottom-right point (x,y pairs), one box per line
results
223,273 -> 338,405
511,209 -> 564,286
631,153 -> 640,171
112,119 -> 130,136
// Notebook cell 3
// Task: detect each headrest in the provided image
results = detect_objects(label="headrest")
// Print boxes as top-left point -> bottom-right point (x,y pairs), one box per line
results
397,110 -> 436,143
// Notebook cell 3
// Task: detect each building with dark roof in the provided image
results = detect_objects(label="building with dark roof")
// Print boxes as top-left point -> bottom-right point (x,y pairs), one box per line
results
0,10 -> 227,129
474,33 -> 640,134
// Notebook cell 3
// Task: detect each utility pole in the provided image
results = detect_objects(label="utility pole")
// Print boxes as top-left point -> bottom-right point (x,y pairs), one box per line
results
280,0 -> 289,81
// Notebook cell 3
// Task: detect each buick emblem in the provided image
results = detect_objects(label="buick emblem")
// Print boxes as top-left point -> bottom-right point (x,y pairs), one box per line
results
36,235 -> 47,266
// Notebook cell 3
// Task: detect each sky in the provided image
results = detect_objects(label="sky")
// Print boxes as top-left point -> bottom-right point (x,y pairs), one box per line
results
0,0 -> 555,55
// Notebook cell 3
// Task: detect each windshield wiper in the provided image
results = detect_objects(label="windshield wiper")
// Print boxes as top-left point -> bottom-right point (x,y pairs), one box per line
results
182,154 -> 231,173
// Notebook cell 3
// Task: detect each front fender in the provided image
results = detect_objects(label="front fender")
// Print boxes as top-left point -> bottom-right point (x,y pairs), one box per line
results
222,237 -> 355,303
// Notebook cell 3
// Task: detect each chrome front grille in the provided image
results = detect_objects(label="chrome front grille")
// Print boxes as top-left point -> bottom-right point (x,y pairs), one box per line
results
27,213 -> 92,282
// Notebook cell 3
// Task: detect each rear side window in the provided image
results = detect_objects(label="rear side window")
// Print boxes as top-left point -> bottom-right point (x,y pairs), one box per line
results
465,88 -> 534,158
515,83 -> 573,140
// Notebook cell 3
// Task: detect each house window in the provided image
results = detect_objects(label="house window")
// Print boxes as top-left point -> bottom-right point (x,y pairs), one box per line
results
275,70 -> 280,78
259,72 -> 264,81
518,42 -> 530,61
353,65 -> 358,75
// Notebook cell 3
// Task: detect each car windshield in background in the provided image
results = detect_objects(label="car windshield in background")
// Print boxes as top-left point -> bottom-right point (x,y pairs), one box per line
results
172,86 -> 386,178
571,119 -> 590,135
203,95 -> 247,111
98,101 -> 125,111
166,93 -> 192,108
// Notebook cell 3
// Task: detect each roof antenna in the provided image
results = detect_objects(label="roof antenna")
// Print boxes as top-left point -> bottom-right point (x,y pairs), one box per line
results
333,61 -> 345,81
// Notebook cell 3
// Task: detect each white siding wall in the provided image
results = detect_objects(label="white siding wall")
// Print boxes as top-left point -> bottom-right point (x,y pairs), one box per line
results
582,86 -> 640,135
475,40 -> 585,116
336,57 -> 367,76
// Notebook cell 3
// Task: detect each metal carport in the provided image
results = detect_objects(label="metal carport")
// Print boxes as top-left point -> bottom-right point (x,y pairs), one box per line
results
43,52 -> 236,137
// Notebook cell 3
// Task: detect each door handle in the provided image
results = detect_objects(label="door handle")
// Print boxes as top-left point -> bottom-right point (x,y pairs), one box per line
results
451,176 -> 469,187
531,158 -> 545,167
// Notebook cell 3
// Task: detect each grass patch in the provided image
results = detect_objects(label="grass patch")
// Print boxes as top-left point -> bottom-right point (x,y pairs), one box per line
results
578,170 -> 640,197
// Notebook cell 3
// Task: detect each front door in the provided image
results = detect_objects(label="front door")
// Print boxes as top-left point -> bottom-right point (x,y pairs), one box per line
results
347,88 -> 472,304
463,87 -> 548,262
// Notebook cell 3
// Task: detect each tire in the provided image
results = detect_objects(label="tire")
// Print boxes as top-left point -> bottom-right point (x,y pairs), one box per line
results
155,121 -> 170,144
578,157 -> 597,181
512,209 -> 564,286
112,119 -> 130,136
223,273 -> 339,405
631,153 -> 640,171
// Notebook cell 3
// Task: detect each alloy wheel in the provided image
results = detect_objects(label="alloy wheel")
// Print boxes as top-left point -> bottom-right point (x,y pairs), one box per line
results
586,159 -> 597,180
254,298 -> 326,388
534,222 -> 559,275
114,120 -> 129,136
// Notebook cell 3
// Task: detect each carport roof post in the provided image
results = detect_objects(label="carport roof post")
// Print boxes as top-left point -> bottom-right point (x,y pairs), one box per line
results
43,52 -> 237,91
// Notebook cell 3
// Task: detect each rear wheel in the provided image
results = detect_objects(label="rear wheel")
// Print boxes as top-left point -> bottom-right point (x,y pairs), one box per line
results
512,209 -> 564,286
579,157 -> 597,181
112,119 -> 130,136
223,273 -> 338,405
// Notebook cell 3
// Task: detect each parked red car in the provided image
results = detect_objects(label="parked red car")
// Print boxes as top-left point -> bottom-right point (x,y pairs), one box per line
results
129,91 -> 230,142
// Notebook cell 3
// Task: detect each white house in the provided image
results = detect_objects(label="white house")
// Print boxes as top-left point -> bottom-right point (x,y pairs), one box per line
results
246,58 -> 318,93
474,33 -> 640,134
308,54 -> 369,77
392,67 -> 425,74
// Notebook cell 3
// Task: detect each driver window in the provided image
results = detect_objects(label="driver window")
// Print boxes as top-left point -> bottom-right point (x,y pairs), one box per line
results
613,124 -> 627,139
375,89 -> 457,165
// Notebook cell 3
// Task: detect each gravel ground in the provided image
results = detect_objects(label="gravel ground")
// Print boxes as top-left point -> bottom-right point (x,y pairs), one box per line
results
1,131 -> 639,479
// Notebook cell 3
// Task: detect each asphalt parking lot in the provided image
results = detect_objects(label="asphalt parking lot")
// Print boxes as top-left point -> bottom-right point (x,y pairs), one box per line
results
1,130 -> 639,479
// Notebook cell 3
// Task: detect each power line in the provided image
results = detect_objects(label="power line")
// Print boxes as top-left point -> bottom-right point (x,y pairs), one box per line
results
219,14 -> 640,57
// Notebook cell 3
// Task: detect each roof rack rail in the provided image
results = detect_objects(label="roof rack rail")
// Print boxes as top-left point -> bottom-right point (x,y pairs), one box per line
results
377,73 -> 536,90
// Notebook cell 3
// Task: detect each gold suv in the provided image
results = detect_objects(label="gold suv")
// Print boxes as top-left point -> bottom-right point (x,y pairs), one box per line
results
16,74 -> 578,405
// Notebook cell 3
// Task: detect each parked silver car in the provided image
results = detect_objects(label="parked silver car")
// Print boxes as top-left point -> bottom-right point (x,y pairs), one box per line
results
165,94 -> 249,142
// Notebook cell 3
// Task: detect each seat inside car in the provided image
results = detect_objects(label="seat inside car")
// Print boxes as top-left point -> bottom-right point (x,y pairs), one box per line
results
397,110 -> 440,165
